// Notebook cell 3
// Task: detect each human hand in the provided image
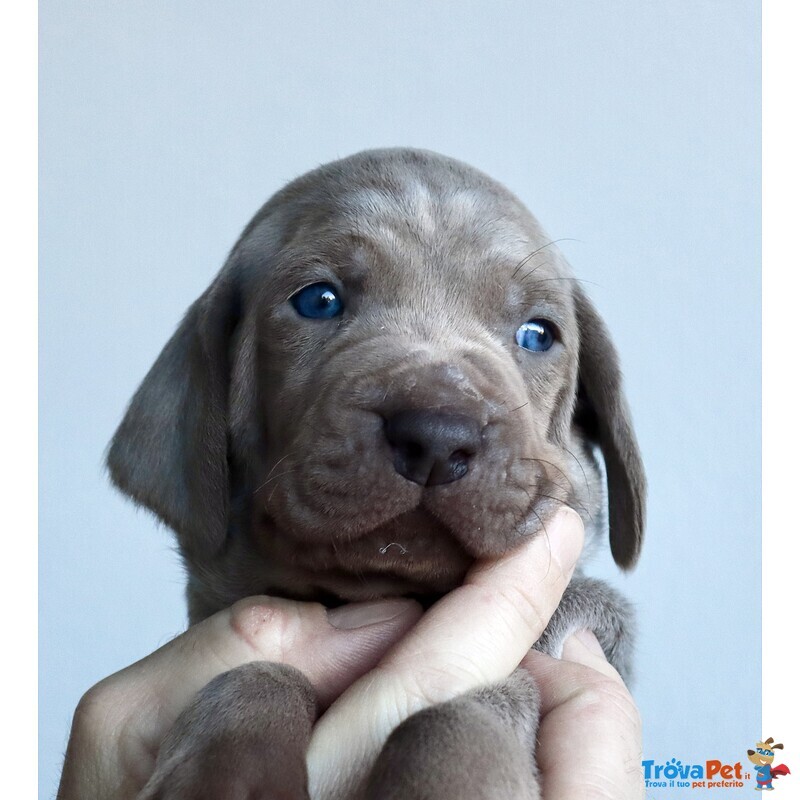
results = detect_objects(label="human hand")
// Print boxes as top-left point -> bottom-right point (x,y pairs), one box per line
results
56,595 -> 424,799
308,508 -> 642,799
520,631 -> 644,798
59,507 -> 640,799
307,508 -> 601,798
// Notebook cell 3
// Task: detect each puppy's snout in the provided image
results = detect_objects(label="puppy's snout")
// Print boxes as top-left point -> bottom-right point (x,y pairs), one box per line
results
384,410 -> 482,487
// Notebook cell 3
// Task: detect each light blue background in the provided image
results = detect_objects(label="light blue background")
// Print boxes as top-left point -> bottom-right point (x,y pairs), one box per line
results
40,2 -> 761,798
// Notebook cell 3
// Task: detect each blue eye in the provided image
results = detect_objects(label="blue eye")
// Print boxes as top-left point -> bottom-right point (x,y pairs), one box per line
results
290,282 -> 344,319
515,319 -> 556,352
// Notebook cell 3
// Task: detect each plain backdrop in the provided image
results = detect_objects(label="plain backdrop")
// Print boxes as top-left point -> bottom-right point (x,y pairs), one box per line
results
40,2 -> 760,798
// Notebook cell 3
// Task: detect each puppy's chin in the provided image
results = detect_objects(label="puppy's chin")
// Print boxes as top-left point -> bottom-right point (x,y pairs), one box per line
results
250,493 -> 565,604
252,506 -> 474,603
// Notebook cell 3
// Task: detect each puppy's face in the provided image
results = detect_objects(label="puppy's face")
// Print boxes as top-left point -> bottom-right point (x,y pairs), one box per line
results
108,149 -> 645,607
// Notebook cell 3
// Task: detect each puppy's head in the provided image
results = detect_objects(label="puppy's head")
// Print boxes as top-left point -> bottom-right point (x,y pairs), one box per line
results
108,148 -> 645,603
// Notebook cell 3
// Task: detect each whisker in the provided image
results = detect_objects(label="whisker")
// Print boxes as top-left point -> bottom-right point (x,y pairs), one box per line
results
518,262 -> 545,284
267,469 -> 298,503
521,287 -> 580,300
523,276 -> 601,288
252,452 -> 296,494
515,487 -> 589,578
510,238 -> 578,280
564,447 -> 591,495
529,503 -> 553,578
518,456 -> 575,493
533,492 -> 592,519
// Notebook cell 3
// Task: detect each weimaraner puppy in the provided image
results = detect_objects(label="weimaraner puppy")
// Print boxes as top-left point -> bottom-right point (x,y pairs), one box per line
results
107,147 -> 645,799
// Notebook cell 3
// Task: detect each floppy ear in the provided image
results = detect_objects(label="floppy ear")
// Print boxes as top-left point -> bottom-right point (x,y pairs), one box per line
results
106,270 -> 244,559
573,284 -> 646,569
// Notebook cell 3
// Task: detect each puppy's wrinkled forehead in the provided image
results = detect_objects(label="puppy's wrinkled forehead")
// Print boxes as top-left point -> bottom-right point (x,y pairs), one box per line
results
341,180 -> 532,260
236,150 -> 566,311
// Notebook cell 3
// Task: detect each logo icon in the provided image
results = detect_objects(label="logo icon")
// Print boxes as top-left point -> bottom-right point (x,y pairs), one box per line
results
746,738 -> 791,791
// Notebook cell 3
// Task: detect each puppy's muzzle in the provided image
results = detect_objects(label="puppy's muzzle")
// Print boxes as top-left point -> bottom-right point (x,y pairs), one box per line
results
384,410 -> 482,487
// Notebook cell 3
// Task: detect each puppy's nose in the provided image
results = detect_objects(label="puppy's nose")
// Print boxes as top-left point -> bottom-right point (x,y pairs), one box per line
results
384,410 -> 482,487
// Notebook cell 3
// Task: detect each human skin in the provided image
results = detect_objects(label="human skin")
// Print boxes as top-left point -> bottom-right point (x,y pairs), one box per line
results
57,510 -> 643,800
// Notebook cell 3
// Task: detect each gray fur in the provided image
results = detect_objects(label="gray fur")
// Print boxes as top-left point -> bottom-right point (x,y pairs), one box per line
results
137,663 -> 316,800
366,671 -> 541,800
107,148 -> 646,799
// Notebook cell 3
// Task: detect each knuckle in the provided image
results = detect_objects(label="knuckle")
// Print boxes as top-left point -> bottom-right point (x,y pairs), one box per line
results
228,596 -> 304,662
72,678 -> 127,738
382,645 -> 486,714
407,660 -> 477,707
576,676 -> 641,731
494,583 -> 550,635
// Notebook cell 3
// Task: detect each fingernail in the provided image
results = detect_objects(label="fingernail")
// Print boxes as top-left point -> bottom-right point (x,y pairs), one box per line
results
572,628 -> 606,656
326,599 -> 415,630
562,629 -> 606,664
549,508 -> 584,570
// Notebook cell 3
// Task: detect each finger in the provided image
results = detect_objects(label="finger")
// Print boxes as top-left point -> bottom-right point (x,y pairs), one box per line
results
381,507 -> 585,702
522,625 -> 625,688
521,632 -> 643,800
90,596 -> 422,751
560,627 -> 625,681
307,508 -> 584,799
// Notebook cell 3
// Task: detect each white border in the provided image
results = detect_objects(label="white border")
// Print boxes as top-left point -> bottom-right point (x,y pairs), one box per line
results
1,1 -> 37,795
763,0 -> 798,759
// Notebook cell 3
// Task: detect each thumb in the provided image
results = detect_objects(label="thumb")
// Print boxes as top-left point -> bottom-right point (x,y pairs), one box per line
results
100,596 -> 423,754
308,508 -> 584,799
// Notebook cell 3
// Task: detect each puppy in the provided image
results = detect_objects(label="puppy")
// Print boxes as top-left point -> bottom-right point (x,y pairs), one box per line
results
108,148 -> 645,799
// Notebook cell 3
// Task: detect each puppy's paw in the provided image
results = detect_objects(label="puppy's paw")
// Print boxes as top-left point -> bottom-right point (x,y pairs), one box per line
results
364,670 -> 541,800
137,662 -> 315,800
534,576 -> 636,683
